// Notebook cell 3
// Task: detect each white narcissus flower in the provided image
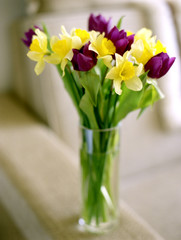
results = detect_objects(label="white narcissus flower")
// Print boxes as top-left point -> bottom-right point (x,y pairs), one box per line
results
106,52 -> 143,95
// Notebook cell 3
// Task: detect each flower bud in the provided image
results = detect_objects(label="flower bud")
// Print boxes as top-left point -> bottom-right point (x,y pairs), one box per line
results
88,14 -> 112,36
72,43 -> 97,71
145,52 -> 176,78
21,26 -> 40,47
107,26 -> 134,56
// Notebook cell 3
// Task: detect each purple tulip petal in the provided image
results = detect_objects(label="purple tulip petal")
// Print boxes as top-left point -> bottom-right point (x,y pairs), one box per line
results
115,39 -> 129,55
89,14 -> 135,57
77,54 -> 95,71
119,29 -> 127,39
159,56 -> 176,77
71,43 -> 97,71
107,26 -> 120,42
72,49 -> 80,70
145,57 -> 163,78
88,14 -> 112,35
127,34 -> 135,51
21,26 -> 41,47
145,52 -> 176,78
107,26 -> 134,56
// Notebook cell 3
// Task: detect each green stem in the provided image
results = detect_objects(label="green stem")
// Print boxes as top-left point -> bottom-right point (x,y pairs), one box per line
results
80,127 -> 119,227
56,64 -> 90,127
109,94 -> 119,128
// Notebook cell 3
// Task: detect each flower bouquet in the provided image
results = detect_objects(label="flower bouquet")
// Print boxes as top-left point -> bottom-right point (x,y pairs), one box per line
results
22,14 -> 175,233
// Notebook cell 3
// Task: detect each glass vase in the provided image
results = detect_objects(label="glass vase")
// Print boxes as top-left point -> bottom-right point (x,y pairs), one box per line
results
78,124 -> 121,233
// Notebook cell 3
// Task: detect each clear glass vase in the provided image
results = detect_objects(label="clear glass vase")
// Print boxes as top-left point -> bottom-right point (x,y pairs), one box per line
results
78,124 -> 121,233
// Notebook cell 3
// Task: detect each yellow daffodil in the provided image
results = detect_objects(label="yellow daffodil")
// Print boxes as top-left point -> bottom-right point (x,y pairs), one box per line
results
106,53 -> 143,95
155,40 -> 167,55
131,28 -> 166,65
45,26 -> 90,74
126,30 -> 133,36
71,28 -> 90,45
89,31 -> 116,68
61,26 -> 89,50
44,35 -> 73,74
27,29 -> 49,75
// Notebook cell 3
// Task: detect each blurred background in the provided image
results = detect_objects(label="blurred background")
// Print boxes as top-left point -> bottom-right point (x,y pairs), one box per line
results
0,0 -> 181,239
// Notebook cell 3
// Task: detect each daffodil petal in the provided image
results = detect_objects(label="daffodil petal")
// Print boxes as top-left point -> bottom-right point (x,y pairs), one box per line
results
50,36 -> 60,48
101,55 -> 113,68
89,30 -> 100,42
131,39 -> 144,58
61,58 -> 68,76
89,43 -> 99,54
73,28 -> 90,44
66,50 -> 73,61
71,36 -> 82,49
34,60 -> 45,75
136,63 -> 143,75
44,53 -> 61,64
113,80 -> 122,95
115,53 -> 123,66
155,40 -> 167,54
106,67 -> 119,80
135,28 -> 152,40
125,76 -> 143,91
27,51 -> 44,61
35,29 -> 47,52
60,25 -> 70,37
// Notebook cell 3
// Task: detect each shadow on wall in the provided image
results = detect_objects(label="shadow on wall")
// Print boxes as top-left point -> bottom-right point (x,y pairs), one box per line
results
0,0 -> 26,92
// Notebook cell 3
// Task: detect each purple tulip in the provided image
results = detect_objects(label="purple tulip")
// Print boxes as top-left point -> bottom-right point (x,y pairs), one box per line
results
145,52 -> 176,78
88,14 -> 112,36
71,43 -> 98,71
107,26 -> 134,56
21,26 -> 40,47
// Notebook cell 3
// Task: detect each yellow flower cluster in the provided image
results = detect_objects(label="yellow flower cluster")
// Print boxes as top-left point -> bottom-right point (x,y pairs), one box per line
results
89,31 -> 116,68
27,26 -> 166,95
131,28 -> 167,65
106,28 -> 166,95
27,27 -> 91,75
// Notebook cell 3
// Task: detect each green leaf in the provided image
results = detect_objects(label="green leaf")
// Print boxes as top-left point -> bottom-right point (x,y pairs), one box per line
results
42,24 -> 50,38
137,107 -> 147,119
148,79 -> 165,102
137,79 -> 164,118
138,87 -> 152,108
80,70 -> 101,107
117,16 -> 125,30
96,59 -> 108,84
139,80 -> 164,108
42,23 -> 51,51
79,93 -> 98,129
112,83 -> 144,125
139,72 -> 148,85
71,69 -> 82,89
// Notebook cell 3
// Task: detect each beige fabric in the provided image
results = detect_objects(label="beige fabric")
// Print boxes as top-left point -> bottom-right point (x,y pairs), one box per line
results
122,159 -> 181,240
0,200 -> 26,240
0,94 -> 165,240
0,169 -> 53,240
